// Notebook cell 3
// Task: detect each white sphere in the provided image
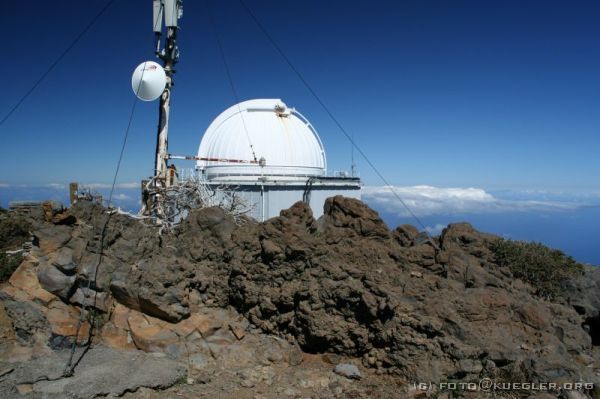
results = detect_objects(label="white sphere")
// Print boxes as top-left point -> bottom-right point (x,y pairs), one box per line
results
131,61 -> 166,101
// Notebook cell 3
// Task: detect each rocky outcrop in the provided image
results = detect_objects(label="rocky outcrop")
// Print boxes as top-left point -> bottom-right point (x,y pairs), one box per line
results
0,346 -> 186,398
226,200 -> 596,384
1,196 -> 599,398
563,265 -> 600,347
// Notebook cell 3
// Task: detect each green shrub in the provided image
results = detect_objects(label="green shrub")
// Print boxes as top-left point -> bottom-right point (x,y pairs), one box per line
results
87,308 -> 108,330
0,217 -> 30,251
0,252 -> 23,283
490,239 -> 584,301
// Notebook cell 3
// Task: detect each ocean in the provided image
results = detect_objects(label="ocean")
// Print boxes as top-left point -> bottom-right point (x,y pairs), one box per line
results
372,206 -> 600,266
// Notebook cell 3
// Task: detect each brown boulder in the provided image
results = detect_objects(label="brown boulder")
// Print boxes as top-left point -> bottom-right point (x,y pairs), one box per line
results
51,212 -> 77,226
393,224 -> 419,246
279,201 -> 316,229
109,280 -> 140,310
189,206 -> 236,239
127,313 -> 179,353
323,196 -> 390,239
45,300 -> 90,346
99,322 -> 135,350
8,260 -> 56,305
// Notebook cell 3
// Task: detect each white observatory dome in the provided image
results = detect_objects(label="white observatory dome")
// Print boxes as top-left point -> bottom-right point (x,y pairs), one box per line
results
197,99 -> 326,181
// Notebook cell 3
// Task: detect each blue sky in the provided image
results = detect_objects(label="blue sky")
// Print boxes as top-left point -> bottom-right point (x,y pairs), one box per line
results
0,1 -> 599,263
1,0 -> 599,188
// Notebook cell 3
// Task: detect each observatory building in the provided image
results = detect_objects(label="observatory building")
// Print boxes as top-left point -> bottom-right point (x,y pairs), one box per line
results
196,99 -> 361,221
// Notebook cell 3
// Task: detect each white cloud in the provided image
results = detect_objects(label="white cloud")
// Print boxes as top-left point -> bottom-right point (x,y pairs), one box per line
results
85,182 -> 139,189
45,183 -> 66,189
0,183 -> 67,189
0,182 -> 139,190
362,185 -> 582,217
112,193 -> 132,201
116,182 -> 140,189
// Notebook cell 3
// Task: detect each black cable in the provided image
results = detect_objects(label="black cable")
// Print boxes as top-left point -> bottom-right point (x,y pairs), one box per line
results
63,58 -> 146,378
206,1 -> 257,162
237,0 -> 433,236
107,98 -> 139,207
0,0 -> 118,128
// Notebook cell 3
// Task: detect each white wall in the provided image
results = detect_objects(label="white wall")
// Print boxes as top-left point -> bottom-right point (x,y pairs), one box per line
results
208,181 -> 361,222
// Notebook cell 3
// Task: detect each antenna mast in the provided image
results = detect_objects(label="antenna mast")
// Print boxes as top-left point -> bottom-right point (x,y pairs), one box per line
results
152,0 -> 183,187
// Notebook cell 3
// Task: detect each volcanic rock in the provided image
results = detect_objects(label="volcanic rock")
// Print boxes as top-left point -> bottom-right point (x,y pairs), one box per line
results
0,196 -> 599,398
36,264 -> 76,300
69,286 -> 110,312
393,224 -> 419,247
322,195 -> 390,239
7,260 -> 56,305
45,300 -> 90,348
0,295 -> 48,345
0,346 -> 186,398
50,247 -> 77,274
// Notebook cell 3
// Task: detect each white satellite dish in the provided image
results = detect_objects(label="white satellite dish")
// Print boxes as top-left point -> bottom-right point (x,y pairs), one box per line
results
131,61 -> 166,101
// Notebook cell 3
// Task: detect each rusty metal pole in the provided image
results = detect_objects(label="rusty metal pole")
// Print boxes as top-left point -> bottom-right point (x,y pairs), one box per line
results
154,76 -> 171,187
154,27 -> 177,189
146,0 -> 182,218
69,182 -> 78,205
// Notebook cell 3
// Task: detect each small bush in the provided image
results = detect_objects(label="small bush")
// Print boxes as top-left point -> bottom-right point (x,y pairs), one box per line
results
0,217 -> 30,251
0,252 -> 23,283
87,308 -> 108,330
491,239 -> 584,301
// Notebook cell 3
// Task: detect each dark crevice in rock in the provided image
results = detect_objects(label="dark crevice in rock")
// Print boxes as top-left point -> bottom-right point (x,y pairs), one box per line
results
583,315 -> 600,346
573,305 -> 587,315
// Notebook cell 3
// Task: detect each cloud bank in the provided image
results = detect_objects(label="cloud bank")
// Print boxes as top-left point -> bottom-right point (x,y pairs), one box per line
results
0,183 -> 140,212
0,182 -> 139,189
362,185 -> 584,217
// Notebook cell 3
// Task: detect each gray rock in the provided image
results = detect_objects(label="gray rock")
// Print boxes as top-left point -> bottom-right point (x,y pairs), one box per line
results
0,296 -> 49,345
0,368 -> 13,378
69,287 -> 110,312
37,264 -> 76,300
51,247 -> 77,274
334,363 -> 362,380
563,265 -> 600,318
0,346 -> 186,398
34,225 -> 72,252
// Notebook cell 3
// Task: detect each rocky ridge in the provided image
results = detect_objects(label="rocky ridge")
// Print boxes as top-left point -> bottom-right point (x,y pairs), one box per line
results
0,196 -> 599,398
